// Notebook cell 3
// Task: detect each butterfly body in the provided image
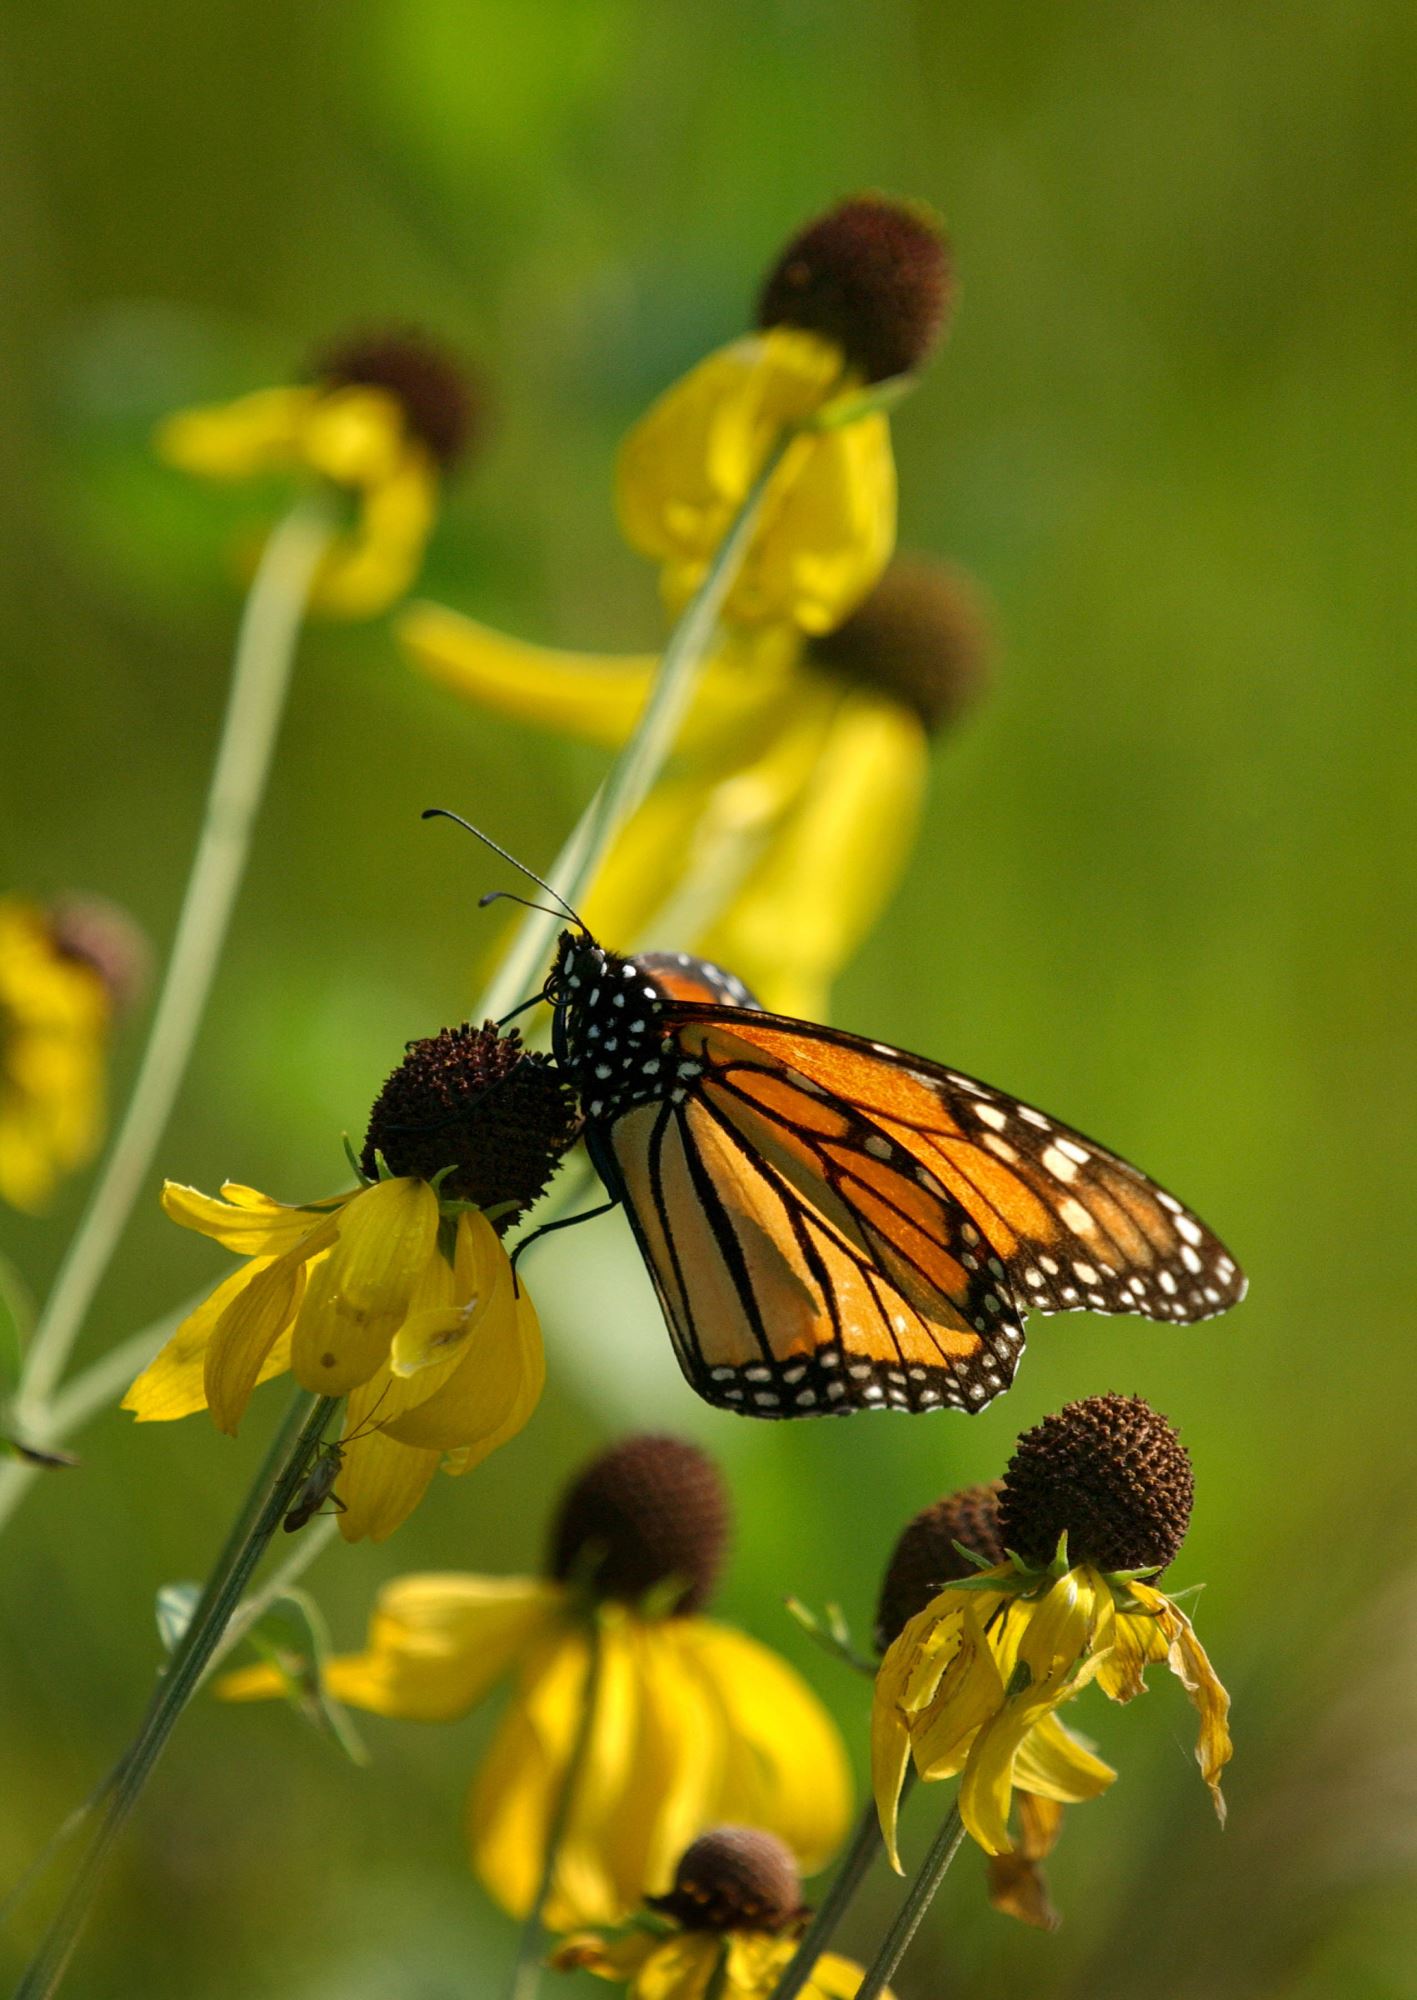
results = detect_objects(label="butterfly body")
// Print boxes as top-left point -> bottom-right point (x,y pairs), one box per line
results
547,932 -> 1245,1420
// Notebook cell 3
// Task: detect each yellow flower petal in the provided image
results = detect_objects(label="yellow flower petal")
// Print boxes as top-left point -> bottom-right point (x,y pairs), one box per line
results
986,1794 -> 1064,1932
549,1930 -> 660,1980
617,329 -> 893,633
467,1622 -> 595,1922
1011,1710 -> 1115,1804
699,687 -> 926,1019
289,1176 -> 439,1395
680,1620 -> 852,1873
809,1950 -> 891,2000
333,1424 -> 442,1543
204,1239 -> 324,1435
1093,1596 -> 1170,1702
280,1575 -> 563,1719
122,1263 -> 294,1421
386,1246 -> 544,1459
1147,1593 -> 1233,1824
300,385 -> 406,484
154,386 -> 314,479
160,1179 -> 350,1255
310,447 -> 437,618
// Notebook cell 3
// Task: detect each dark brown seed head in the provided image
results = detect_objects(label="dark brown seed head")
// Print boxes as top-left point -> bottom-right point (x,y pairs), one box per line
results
648,1827 -> 806,1935
757,196 -> 953,383
311,327 -> 482,468
548,1434 -> 730,1615
47,898 -> 150,1018
360,1023 -> 575,1227
874,1480 -> 1005,1653
999,1394 -> 1195,1575
807,555 -> 992,732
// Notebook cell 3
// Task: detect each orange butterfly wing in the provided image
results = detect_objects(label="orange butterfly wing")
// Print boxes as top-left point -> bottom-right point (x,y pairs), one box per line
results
601,1001 -> 1243,1418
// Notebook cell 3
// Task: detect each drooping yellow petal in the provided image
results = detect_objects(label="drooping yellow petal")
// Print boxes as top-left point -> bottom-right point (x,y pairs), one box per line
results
204,1238 -> 325,1435
399,605 -> 798,758
467,1622 -> 597,1922
549,1618 -> 653,1930
617,329 -> 892,633
699,686 -> 927,1019
595,1622 -> 721,1909
122,1263 -> 294,1421
299,385 -> 407,484
1011,1710 -> 1115,1804
957,1573 -> 1105,1856
154,386 -> 315,479
1093,1595 -> 1171,1702
908,1598 -> 1012,1783
160,1179 -> 350,1255
1142,1591 -> 1233,1824
221,1574 -> 566,1716
333,1423 -> 442,1543
289,1176 -> 439,1395
310,447 -> 438,619
680,1620 -> 852,1873
386,1239 -> 544,1459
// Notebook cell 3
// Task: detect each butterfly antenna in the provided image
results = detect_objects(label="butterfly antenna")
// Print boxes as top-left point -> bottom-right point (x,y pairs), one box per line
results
421,808 -> 585,930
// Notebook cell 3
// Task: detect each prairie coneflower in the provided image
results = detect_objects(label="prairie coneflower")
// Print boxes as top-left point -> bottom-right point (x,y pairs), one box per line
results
156,328 -> 480,617
619,195 -> 951,634
0,895 -> 146,1212
219,1436 -> 853,1928
873,1480 -> 1104,1931
873,1396 -> 1232,1875
403,554 -> 989,1020
123,1023 -> 574,1540
553,1826 -> 891,1998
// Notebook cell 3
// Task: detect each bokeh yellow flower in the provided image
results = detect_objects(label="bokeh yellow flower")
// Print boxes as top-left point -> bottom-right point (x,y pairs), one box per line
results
124,1023 -> 573,1540
873,1398 -> 1231,1877
218,1437 -> 853,1927
619,195 -> 951,633
156,329 -> 479,617
402,556 -> 989,1019
553,1825 -> 888,1999
0,896 -> 145,1213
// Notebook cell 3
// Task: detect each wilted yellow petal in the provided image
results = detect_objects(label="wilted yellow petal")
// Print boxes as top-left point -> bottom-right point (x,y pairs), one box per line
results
1151,1595 -> 1233,1824
154,386 -> 314,479
1094,1596 -> 1170,1701
986,1790 -> 1064,1933
123,1263 -> 294,1421
290,1176 -> 439,1395
1012,1711 -> 1115,1804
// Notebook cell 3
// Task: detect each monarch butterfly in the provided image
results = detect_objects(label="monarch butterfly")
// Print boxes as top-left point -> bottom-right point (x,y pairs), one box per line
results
544,930 -> 1245,1419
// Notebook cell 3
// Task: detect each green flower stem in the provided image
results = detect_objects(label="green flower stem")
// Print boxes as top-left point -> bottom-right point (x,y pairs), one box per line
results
854,1801 -> 965,2000
507,1612 -> 604,2000
769,1771 -> 913,2000
479,436 -> 792,1023
13,501 -> 334,1425
0,1295 -> 199,1537
14,1389 -> 339,2000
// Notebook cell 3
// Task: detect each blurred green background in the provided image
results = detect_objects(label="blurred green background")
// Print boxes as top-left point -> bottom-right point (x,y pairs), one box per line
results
2,2 -> 1414,1994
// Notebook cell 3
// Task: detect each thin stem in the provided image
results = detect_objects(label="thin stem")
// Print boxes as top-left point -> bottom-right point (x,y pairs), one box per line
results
770,1797 -> 888,2000
14,1390 -> 338,2000
506,1614 -> 603,2000
854,1802 -> 965,2000
14,503 -> 333,1421
479,435 -> 792,1022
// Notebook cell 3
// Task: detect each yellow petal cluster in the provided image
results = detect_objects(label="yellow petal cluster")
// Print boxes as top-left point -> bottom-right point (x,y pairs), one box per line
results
123,1179 -> 542,1541
218,1571 -> 851,1930
873,1562 -> 1231,1867
156,382 -> 437,617
0,898 -> 111,1213
399,610 -> 926,1021
616,329 -> 895,635
553,1925 -> 887,1999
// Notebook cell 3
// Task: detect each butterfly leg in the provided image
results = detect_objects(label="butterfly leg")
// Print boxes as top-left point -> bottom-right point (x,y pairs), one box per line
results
511,1197 -> 621,1275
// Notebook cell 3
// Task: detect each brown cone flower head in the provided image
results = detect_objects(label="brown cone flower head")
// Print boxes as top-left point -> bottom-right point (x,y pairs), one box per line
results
47,897 -> 150,1017
548,1434 -> 730,1615
999,1394 -> 1195,1575
758,195 -> 953,383
360,1023 -> 575,1227
874,1480 -> 1005,1653
649,1826 -> 806,1935
808,554 -> 992,732
312,327 -> 482,468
